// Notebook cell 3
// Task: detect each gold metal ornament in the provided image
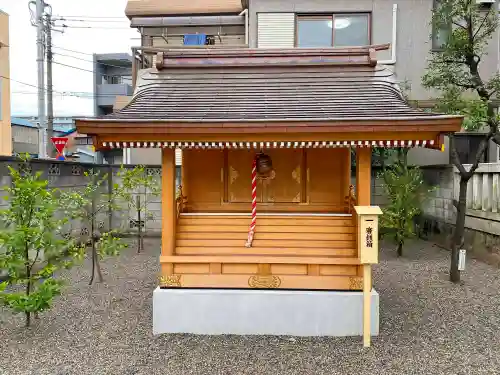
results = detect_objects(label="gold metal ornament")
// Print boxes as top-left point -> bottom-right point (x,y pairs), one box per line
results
248,275 -> 281,288
348,276 -> 363,290
159,274 -> 182,287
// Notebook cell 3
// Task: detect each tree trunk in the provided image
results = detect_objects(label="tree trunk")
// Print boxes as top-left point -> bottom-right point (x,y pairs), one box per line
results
397,241 -> 403,257
25,251 -> 31,327
95,247 -> 103,283
25,278 -> 31,327
89,240 -> 96,285
451,177 -> 468,283
137,195 -> 142,253
89,241 -> 104,285
89,211 -> 96,285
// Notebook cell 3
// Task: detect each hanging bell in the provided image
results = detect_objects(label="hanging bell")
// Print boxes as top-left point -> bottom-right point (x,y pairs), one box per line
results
256,152 -> 273,176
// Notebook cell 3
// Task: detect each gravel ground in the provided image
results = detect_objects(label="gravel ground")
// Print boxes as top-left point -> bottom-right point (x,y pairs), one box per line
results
1,239 -> 500,375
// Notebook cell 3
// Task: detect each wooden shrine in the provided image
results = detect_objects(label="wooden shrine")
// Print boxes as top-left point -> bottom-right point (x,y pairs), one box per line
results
76,45 -> 462,346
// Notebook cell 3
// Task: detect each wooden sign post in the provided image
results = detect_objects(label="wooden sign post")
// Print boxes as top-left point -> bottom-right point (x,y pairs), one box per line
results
355,205 -> 383,347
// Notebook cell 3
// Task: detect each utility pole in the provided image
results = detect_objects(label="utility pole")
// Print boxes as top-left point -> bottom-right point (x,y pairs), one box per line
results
35,0 -> 46,158
46,13 -> 54,158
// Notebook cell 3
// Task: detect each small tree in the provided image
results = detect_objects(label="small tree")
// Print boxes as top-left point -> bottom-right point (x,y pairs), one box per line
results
65,169 -> 128,285
115,165 -> 160,253
65,166 -> 152,284
0,158 -> 84,326
423,0 -> 500,282
380,151 -> 433,256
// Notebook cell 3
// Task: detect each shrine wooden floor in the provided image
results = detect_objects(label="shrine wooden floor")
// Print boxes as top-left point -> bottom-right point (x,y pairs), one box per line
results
160,213 -> 362,290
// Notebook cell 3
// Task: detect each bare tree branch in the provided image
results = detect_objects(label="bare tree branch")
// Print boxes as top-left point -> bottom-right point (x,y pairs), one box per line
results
468,133 -> 492,176
452,21 -> 467,30
472,11 -> 490,41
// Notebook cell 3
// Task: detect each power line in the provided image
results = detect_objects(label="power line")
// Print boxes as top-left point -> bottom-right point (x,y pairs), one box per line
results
11,91 -> 126,99
52,17 -> 128,23
53,14 -> 126,19
52,60 -> 94,73
53,60 -> 133,75
2,75 -> 127,99
0,74 -> 64,94
55,23 -> 132,30
52,51 -> 132,70
52,45 -> 93,56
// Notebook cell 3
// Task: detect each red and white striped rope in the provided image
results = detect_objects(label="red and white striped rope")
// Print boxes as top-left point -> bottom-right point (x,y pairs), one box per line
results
245,157 -> 258,248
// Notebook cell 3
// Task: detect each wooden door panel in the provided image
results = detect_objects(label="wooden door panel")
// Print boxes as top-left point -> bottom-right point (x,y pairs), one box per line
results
184,149 -> 223,205
227,149 -> 261,203
307,148 -> 346,206
263,149 -> 302,203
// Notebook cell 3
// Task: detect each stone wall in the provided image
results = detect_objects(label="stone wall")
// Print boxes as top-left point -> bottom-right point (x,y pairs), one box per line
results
418,164 -> 500,266
0,156 -> 162,240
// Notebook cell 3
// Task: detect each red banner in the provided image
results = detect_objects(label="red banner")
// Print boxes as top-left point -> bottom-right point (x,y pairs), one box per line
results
51,137 -> 68,153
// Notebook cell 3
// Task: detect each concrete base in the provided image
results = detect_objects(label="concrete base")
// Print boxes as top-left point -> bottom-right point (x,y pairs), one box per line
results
153,287 -> 379,337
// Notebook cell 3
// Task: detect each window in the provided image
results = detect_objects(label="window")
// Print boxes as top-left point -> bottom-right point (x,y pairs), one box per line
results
296,14 -> 370,48
431,0 -> 451,50
102,75 -> 124,84
110,76 -> 122,84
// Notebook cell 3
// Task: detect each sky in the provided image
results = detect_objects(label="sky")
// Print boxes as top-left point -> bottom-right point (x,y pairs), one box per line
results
0,0 -> 138,116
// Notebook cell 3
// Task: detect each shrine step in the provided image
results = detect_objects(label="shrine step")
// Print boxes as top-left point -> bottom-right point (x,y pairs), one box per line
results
178,216 -> 353,227
175,214 -> 356,257
177,232 -> 354,240
178,225 -> 354,233
175,246 -> 356,257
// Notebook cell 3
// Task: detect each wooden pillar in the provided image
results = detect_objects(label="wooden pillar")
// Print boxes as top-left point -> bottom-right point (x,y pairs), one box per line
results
344,148 -> 352,199
363,264 -> 372,347
356,147 -> 371,206
181,149 -> 188,202
161,148 -> 176,276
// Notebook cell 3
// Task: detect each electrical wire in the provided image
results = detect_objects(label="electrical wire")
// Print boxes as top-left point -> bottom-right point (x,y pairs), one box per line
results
52,51 -> 132,70
55,23 -> 133,30
0,75 -> 65,94
52,17 -> 128,23
52,60 -> 95,73
52,45 -> 93,56
2,75 -> 127,99
11,91 -> 128,98
53,15 -> 126,19
53,60 -> 134,76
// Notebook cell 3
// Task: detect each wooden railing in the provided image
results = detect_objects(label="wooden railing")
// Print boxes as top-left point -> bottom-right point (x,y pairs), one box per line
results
456,163 -> 500,213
